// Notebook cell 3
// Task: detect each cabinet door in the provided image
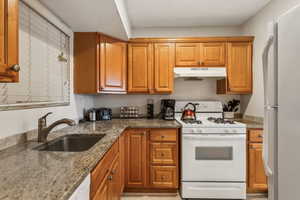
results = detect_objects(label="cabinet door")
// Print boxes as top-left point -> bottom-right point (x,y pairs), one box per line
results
175,43 -> 200,66
109,156 -> 121,200
227,42 -> 252,93
125,129 -> 148,188
0,0 -> 19,83
248,143 -> 268,192
119,133 -> 125,193
128,43 -> 153,93
93,171 -> 110,200
154,43 -> 175,93
150,166 -> 178,188
200,43 -> 225,66
100,41 -> 127,93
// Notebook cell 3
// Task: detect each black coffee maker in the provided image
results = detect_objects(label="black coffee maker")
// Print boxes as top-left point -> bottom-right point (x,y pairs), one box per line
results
160,99 -> 176,120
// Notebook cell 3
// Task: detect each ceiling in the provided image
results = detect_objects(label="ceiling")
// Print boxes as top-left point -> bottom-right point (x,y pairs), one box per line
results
39,0 -> 271,39
125,0 -> 271,28
39,0 -> 129,40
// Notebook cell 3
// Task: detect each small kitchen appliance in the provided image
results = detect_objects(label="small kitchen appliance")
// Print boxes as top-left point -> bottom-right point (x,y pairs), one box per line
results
181,102 -> 198,121
160,99 -> 175,120
176,101 -> 247,199
95,108 -> 112,120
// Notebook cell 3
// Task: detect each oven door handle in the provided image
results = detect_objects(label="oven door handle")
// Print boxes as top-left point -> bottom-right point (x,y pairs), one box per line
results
183,134 -> 246,140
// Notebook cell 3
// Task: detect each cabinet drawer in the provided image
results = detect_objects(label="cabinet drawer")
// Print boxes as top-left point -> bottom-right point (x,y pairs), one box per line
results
150,166 -> 178,188
150,129 -> 177,142
249,129 -> 263,143
150,143 -> 177,165
91,139 -> 119,198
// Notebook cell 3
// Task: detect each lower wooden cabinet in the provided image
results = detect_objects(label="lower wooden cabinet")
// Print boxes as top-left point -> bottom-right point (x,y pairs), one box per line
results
247,129 -> 268,193
124,129 -> 148,188
124,128 -> 179,192
150,166 -> 178,188
91,135 -> 124,200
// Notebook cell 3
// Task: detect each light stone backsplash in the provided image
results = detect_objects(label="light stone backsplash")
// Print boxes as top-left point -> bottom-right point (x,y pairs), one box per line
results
94,79 -> 241,117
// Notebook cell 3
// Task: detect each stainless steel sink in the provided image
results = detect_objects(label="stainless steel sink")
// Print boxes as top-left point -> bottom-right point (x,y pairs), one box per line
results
34,134 -> 105,152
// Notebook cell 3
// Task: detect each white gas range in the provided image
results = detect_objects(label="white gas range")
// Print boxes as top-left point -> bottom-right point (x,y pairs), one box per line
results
175,101 -> 247,200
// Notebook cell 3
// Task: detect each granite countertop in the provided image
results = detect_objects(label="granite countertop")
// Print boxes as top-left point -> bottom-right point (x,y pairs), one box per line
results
235,119 -> 264,129
0,119 -> 180,200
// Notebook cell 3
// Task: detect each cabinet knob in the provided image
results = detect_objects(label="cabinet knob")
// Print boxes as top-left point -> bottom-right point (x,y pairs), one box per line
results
161,153 -> 165,157
108,175 -> 113,181
9,64 -> 20,72
111,170 -> 116,175
161,135 -> 165,139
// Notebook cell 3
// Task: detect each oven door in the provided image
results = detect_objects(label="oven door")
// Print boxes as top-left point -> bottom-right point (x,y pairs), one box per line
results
182,134 -> 246,182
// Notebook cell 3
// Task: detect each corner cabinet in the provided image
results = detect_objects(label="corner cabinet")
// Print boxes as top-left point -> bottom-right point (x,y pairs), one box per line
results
74,33 -> 127,94
127,43 -> 174,94
0,0 -> 19,83
217,42 -> 253,94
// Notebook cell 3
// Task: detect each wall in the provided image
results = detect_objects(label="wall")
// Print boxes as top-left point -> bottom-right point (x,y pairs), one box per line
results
94,79 -> 240,116
0,0 -> 94,139
131,26 -> 242,38
240,0 -> 300,117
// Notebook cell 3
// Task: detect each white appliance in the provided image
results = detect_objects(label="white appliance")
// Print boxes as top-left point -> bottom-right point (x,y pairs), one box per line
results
177,101 -> 247,199
262,4 -> 300,200
68,174 -> 90,200
174,67 -> 226,78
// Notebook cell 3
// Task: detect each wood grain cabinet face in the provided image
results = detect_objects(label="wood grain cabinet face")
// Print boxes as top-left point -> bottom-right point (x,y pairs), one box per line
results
227,42 -> 252,93
100,41 -> 127,93
125,129 -> 148,188
127,43 -> 153,93
154,43 -> 175,93
200,43 -> 225,66
175,43 -> 200,66
150,143 -> 177,165
150,166 -> 177,188
0,0 -> 19,83
248,143 -> 268,192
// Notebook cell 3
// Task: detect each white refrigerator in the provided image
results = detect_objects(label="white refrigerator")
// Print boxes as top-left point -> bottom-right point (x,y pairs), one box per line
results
263,4 -> 300,200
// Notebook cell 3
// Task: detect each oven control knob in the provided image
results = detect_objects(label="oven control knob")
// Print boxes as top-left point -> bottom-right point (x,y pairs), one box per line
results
232,129 -> 237,133
224,129 -> 229,133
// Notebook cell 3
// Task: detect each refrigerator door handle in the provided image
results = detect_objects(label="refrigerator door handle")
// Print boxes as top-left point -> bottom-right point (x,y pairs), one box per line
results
262,35 -> 274,177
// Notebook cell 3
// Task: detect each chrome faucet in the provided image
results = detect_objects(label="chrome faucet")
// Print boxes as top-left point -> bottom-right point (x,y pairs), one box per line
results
37,112 -> 76,143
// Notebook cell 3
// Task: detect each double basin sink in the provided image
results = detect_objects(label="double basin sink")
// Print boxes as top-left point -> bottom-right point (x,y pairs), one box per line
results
34,134 -> 105,152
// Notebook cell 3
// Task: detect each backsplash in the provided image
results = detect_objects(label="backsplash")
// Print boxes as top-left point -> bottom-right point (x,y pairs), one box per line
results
94,79 -> 241,117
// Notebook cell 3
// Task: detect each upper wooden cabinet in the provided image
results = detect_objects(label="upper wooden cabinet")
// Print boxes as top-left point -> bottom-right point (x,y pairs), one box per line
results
217,42 -> 253,94
100,36 -> 127,93
74,32 -> 127,94
0,0 -> 19,83
175,42 -> 225,67
127,43 -> 153,93
127,43 -> 174,94
154,43 -> 175,93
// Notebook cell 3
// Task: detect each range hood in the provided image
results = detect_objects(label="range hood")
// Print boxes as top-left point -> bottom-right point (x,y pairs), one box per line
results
174,67 -> 227,79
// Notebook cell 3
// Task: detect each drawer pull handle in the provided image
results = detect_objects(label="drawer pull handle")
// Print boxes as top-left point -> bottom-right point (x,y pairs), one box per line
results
161,135 -> 165,138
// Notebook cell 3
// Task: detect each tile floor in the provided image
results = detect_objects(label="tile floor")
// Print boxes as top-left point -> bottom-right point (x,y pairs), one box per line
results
122,193 -> 268,200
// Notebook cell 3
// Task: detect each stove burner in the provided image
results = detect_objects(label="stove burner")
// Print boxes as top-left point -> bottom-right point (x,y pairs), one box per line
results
183,119 -> 202,124
207,117 -> 235,124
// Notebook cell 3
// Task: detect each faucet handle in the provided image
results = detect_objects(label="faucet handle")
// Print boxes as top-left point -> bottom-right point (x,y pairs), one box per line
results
40,112 -> 53,120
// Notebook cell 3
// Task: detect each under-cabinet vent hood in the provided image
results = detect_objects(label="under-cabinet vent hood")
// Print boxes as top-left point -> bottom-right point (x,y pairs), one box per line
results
174,67 -> 227,79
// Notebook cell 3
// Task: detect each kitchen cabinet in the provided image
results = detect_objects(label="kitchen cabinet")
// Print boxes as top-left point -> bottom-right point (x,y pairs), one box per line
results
0,0 -> 19,83
175,42 -> 225,67
127,43 -> 174,94
247,129 -> 268,193
217,42 -> 253,94
154,43 -> 175,93
91,138 -> 122,200
127,43 -> 153,93
125,129 -> 148,188
124,128 -> 179,191
74,33 -> 127,94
